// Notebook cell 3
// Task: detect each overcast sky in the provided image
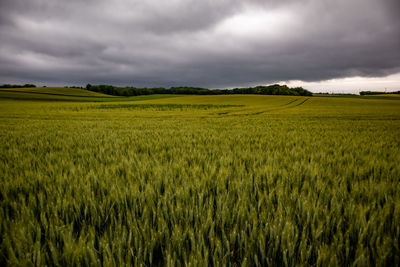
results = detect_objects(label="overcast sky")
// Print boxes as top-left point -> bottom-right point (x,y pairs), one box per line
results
0,0 -> 399,92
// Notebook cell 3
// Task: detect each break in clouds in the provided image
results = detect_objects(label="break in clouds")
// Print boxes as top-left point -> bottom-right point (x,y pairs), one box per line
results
0,0 -> 399,88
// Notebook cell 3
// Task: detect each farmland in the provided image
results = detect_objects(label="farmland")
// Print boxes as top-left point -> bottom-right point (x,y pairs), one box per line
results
0,88 -> 399,266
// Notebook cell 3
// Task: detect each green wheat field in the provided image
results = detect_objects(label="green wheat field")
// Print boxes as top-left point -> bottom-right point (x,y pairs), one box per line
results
1,87 -> 399,266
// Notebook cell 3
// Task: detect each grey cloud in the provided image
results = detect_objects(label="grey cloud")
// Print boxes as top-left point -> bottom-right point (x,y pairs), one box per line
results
0,0 -> 399,88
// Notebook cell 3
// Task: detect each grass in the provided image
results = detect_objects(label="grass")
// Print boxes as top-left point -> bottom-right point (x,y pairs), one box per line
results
0,90 -> 399,266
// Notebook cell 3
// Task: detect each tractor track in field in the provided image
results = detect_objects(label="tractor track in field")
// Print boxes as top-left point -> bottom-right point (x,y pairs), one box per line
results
293,98 -> 309,107
215,97 -> 310,117
281,98 -> 300,106
250,97 -> 310,115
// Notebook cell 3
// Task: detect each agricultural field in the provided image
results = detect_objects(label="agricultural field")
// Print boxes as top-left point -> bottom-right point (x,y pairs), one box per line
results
0,88 -> 399,266
0,87 -> 177,102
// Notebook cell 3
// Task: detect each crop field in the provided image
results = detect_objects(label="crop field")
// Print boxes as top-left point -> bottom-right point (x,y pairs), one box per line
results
0,88 -> 399,266
0,87 -> 179,102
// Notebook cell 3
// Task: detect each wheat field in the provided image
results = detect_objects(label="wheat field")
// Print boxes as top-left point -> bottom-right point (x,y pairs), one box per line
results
1,89 -> 399,266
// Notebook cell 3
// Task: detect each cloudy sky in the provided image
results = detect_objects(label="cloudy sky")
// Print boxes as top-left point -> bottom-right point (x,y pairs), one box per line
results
0,0 -> 399,92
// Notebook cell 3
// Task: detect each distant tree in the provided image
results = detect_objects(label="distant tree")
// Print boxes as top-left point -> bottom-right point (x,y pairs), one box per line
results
23,84 -> 36,88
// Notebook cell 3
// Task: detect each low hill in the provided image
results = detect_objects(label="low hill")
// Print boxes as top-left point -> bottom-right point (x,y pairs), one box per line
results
0,87 -> 180,102
0,87 -> 115,98
0,87 -> 119,102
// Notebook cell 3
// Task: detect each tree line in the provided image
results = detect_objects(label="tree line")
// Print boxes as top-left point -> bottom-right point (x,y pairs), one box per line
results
0,84 -> 36,88
85,84 -> 313,96
360,91 -> 400,95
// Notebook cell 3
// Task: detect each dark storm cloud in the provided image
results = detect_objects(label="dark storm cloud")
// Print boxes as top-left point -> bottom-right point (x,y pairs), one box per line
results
0,0 -> 399,88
